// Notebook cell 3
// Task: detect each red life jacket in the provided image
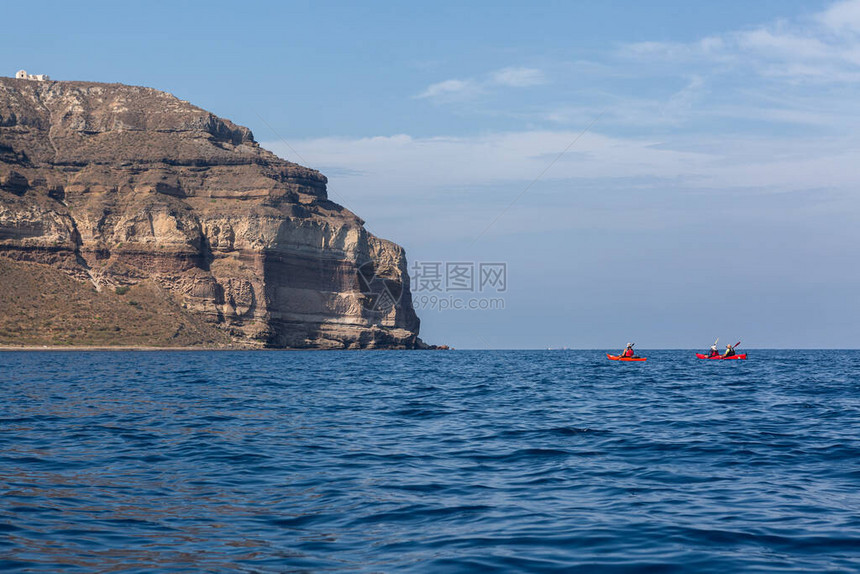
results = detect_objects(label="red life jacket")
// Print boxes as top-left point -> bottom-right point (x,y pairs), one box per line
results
623,348 -> 635,357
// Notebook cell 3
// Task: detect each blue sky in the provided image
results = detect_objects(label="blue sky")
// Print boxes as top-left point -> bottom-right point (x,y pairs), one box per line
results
4,0 -> 859,348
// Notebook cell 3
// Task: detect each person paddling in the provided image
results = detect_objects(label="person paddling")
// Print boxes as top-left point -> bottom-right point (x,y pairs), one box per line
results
707,339 -> 720,358
723,343 -> 736,358
621,343 -> 636,358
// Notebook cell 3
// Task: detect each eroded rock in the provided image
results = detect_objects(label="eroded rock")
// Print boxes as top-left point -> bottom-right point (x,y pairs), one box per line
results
0,76 -> 424,348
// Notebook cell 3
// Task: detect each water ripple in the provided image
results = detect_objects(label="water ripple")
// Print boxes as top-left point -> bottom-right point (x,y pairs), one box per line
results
1,349 -> 859,572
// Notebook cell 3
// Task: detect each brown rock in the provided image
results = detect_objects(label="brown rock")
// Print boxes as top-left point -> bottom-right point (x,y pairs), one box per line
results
0,76 -> 424,348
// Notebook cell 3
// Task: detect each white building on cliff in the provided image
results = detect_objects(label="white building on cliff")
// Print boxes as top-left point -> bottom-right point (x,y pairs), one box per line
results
15,70 -> 50,81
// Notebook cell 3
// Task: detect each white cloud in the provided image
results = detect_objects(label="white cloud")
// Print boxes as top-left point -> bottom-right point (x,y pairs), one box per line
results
621,41 -> 693,61
699,36 -> 726,54
663,75 -> 706,119
268,1 -> 860,245
262,128 -> 860,250
620,1 -> 860,83
735,27 -> 831,61
817,0 -> 860,33
415,66 -> 546,101
490,67 -> 546,87
414,78 -> 480,101
265,127 -> 860,200
530,76 -> 708,130
279,131 -> 700,191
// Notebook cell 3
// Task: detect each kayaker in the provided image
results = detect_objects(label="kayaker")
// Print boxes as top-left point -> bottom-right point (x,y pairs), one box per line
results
723,344 -> 736,358
621,343 -> 636,358
708,343 -> 720,358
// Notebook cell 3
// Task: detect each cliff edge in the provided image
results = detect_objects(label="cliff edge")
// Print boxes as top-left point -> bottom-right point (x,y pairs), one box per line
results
0,76 -> 423,348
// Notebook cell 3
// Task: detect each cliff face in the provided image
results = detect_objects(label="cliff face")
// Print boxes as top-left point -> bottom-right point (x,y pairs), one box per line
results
0,77 -> 422,348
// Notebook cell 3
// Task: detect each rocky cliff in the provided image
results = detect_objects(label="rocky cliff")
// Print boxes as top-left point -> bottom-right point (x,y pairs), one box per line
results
0,76 -> 423,348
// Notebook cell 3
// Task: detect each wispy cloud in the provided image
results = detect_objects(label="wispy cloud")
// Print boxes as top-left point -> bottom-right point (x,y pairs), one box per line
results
621,0 -> 860,82
265,126 -> 860,200
415,66 -> 546,101
274,1 -> 860,242
262,127 -> 860,250
414,78 -> 481,101
817,0 -> 860,33
490,67 -> 546,87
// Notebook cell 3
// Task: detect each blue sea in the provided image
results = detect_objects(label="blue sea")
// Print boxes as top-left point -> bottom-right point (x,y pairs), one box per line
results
1,350 -> 859,572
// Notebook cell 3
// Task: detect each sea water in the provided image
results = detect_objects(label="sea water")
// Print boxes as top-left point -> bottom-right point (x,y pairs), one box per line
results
1,350 -> 859,572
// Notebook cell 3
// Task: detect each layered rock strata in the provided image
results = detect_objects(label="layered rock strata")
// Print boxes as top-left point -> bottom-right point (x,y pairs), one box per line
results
0,77 -> 422,348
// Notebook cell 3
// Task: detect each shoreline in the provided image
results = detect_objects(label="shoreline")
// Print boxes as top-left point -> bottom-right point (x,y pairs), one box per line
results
0,345 -> 445,352
0,345 -> 249,352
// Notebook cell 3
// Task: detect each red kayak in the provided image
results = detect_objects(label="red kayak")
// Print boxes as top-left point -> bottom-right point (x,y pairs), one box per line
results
607,354 -> 647,362
696,353 -> 747,360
